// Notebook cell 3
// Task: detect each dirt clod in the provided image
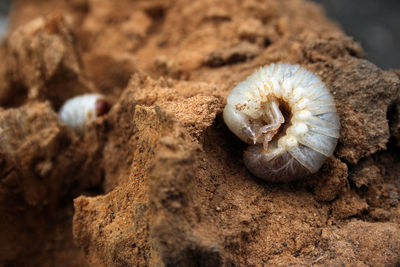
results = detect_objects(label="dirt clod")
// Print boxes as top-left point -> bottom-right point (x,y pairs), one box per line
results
0,0 -> 399,266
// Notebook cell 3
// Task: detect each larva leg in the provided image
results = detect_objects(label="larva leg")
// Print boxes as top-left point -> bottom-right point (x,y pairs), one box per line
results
258,100 -> 284,150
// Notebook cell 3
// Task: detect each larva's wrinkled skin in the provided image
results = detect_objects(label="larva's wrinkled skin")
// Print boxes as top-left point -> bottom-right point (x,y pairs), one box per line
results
59,93 -> 110,135
224,63 -> 340,182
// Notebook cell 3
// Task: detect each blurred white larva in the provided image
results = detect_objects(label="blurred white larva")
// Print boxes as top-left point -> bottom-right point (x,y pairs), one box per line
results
223,63 -> 340,182
59,93 -> 110,135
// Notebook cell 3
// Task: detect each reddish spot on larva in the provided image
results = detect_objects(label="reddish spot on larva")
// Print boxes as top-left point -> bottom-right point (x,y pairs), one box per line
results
95,98 -> 110,117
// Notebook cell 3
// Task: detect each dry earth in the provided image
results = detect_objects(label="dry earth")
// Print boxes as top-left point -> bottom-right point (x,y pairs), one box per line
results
0,0 -> 399,266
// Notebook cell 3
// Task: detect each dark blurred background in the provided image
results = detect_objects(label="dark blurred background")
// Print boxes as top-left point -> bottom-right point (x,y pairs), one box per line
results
0,0 -> 398,69
312,0 -> 400,69
0,0 -> 10,38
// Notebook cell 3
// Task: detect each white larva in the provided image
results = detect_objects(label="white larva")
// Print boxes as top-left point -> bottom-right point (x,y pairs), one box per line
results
59,93 -> 110,135
223,63 -> 340,182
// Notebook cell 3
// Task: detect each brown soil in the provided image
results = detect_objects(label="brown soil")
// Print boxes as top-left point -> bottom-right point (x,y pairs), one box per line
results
0,0 -> 399,266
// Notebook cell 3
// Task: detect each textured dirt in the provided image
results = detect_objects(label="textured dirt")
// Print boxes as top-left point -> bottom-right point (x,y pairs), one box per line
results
0,0 -> 399,266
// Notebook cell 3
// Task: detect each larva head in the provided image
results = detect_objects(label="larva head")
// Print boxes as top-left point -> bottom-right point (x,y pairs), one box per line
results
224,63 -> 340,182
223,104 -> 256,144
95,98 -> 110,117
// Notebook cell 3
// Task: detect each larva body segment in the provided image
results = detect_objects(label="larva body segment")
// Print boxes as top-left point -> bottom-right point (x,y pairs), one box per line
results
59,93 -> 110,135
223,63 -> 340,182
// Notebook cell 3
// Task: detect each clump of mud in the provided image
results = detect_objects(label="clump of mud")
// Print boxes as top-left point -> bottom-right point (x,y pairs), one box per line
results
0,0 -> 399,266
